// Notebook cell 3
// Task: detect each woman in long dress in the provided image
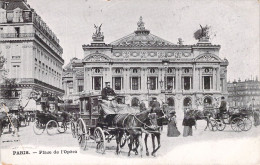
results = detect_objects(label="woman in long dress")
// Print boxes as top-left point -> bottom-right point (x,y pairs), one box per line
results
167,111 -> 180,137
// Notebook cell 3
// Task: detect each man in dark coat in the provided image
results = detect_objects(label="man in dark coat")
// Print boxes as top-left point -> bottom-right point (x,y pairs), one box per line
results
218,96 -> 227,119
151,98 -> 160,112
101,82 -> 116,100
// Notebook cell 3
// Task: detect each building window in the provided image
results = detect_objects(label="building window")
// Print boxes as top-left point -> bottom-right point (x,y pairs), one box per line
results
114,77 -> 122,90
203,76 -> 212,89
115,68 -> 121,73
204,97 -> 212,106
69,88 -> 73,95
184,68 -> 190,73
93,76 -> 102,90
150,68 -> 155,73
95,68 -> 100,73
168,68 -> 173,73
167,97 -> 175,107
183,77 -> 192,90
166,77 -> 174,90
78,79 -> 84,92
12,64 -> 20,78
14,27 -> 20,37
131,77 -> 139,90
133,68 -> 138,73
183,97 -> 192,107
149,77 -> 157,90
205,68 -> 210,73
78,86 -> 84,92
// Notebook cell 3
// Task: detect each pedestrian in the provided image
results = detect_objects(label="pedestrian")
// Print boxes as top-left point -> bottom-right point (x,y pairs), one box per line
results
139,99 -> 147,112
253,109 -> 260,127
183,109 -> 196,137
167,111 -> 180,137
11,114 -> 19,137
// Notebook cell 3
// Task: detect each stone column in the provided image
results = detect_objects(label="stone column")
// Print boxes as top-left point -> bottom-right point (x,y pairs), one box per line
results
216,67 -> 220,91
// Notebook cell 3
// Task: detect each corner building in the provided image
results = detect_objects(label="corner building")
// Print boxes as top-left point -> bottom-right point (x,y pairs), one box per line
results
70,17 -> 229,111
0,0 -> 64,103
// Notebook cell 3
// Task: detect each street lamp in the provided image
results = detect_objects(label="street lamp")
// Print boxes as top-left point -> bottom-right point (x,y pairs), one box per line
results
159,80 -> 164,91
147,79 -> 150,101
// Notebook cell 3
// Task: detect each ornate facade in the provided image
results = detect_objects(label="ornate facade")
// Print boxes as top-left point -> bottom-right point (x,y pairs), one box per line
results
0,0 -> 64,109
63,17 -> 228,111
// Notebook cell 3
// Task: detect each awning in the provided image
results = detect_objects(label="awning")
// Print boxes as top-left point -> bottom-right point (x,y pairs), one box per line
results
21,99 -> 37,111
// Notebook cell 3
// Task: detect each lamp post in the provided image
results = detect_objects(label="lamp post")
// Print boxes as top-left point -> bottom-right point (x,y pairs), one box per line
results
162,60 -> 169,103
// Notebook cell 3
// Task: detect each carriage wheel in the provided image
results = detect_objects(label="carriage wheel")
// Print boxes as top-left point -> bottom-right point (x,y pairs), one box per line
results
241,117 -> 252,131
231,117 -> 244,132
216,119 -> 226,131
208,119 -> 218,131
77,118 -> 88,150
120,132 -> 127,148
46,120 -> 58,135
57,122 -> 67,133
94,127 -> 106,154
71,121 -> 76,138
33,120 -> 45,135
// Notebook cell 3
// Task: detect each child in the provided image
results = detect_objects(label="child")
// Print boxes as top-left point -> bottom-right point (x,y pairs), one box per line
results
11,114 -> 19,137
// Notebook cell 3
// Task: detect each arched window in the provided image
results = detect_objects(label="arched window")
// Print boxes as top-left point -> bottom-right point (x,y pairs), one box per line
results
204,97 -> 212,106
184,68 -> 189,73
167,97 -> 175,106
183,97 -> 192,107
167,68 -> 172,73
205,68 -> 210,73
133,68 -> 138,73
131,97 -> 139,107
115,68 -> 121,73
150,68 -> 155,73
95,68 -> 100,73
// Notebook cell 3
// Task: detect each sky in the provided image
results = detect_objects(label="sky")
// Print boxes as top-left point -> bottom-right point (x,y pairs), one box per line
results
27,0 -> 260,81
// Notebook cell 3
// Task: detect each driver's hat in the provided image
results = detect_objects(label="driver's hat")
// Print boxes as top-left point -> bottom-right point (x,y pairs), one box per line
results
105,82 -> 110,85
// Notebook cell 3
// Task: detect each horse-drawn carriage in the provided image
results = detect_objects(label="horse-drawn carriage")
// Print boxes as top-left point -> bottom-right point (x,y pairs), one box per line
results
72,94 -> 167,156
215,108 -> 252,132
33,110 -> 72,135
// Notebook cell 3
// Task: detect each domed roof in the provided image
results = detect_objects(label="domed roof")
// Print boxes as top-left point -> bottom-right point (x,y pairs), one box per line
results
111,16 -> 175,47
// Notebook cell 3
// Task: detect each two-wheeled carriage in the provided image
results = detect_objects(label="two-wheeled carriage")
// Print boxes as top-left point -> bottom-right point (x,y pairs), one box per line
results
215,109 -> 252,132
33,111 -> 71,135
72,94 -> 129,154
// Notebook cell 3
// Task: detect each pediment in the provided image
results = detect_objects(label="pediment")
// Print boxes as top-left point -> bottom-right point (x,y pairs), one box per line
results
83,53 -> 111,62
195,53 -> 222,62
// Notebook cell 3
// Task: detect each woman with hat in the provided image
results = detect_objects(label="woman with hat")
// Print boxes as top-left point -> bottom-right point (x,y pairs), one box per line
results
167,111 -> 180,137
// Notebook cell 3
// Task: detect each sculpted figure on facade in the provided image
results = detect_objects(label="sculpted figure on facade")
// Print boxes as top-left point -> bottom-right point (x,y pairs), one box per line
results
93,24 -> 104,41
200,24 -> 210,38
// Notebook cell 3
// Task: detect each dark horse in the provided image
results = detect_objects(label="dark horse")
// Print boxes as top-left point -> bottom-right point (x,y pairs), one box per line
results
111,109 -> 167,157
144,109 -> 169,156
188,109 -> 217,131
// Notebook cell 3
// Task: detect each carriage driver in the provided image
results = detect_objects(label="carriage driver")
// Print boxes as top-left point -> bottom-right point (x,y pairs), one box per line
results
101,82 -> 116,100
217,96 -> 227,119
